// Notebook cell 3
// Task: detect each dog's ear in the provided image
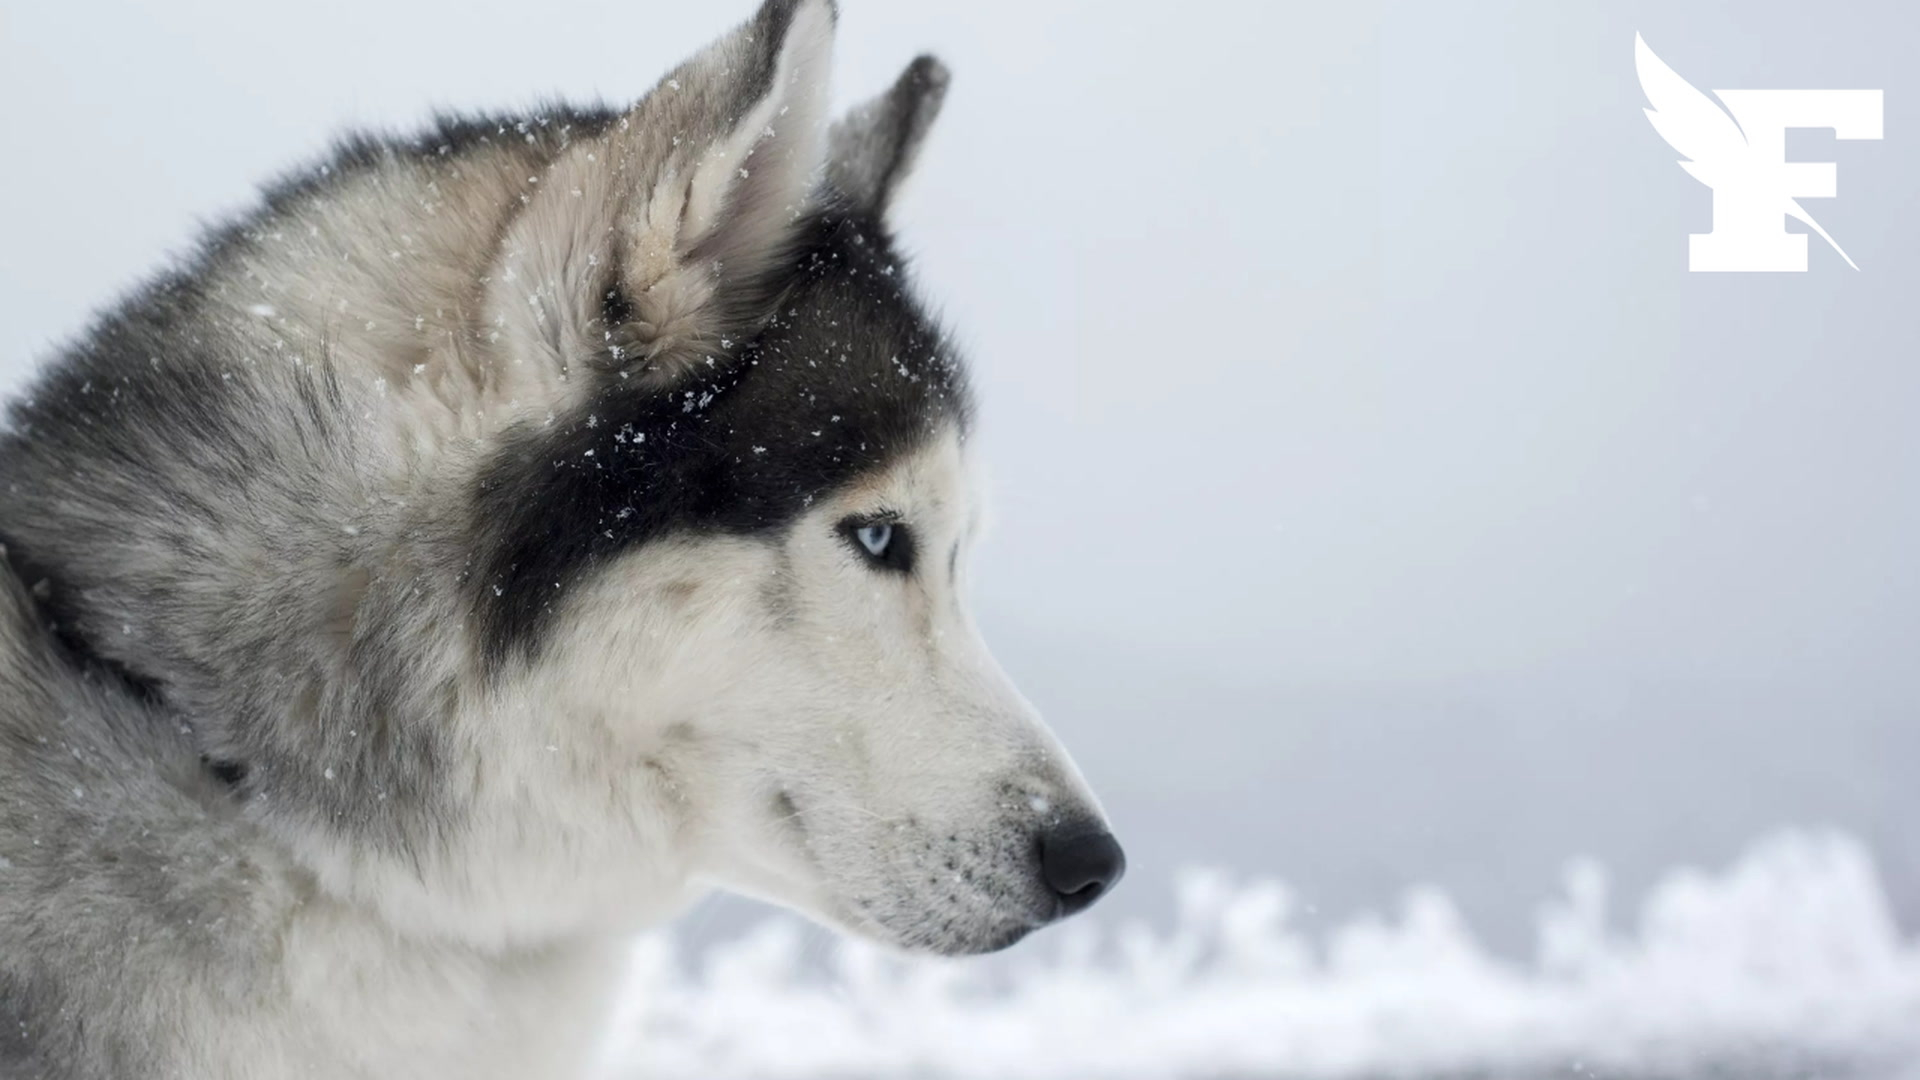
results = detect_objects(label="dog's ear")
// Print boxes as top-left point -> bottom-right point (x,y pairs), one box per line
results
487,0 -> 837,387
827,54 -> 949,217
620,0 -> 838,282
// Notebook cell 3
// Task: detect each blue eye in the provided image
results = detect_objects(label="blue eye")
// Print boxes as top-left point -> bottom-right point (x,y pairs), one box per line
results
841,516 -> 915,572
857,523 -> 892,557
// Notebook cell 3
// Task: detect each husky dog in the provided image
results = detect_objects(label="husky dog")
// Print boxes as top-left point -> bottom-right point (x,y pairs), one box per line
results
0,1 -> 1124,1075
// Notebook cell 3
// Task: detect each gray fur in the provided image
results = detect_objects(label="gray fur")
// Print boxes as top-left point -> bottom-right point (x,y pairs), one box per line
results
0,545 -> 302,1079
828,53 -> 952,214
0,1 -> 1121,1074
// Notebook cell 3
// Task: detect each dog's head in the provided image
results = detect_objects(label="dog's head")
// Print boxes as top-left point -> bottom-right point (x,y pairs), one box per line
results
462,0 -> 1121,955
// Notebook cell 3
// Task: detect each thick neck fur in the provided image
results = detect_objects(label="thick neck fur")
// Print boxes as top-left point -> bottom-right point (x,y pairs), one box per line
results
0,526 -> 634,1080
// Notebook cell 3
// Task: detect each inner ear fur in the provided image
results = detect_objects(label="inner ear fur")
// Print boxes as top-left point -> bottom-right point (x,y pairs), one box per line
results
488,0 -> 839,388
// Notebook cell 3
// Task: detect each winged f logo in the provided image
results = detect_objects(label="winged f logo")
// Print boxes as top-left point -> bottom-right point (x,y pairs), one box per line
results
1635,34 -> 1882,272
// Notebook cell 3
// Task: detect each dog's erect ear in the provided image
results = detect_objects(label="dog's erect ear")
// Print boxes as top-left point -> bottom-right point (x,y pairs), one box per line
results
486,0 -> 836,387
624,0 -> 838,279
827,54 -> 949,217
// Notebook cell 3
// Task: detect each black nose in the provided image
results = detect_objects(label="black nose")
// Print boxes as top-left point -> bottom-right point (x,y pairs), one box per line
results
1037,826 -> 1126,917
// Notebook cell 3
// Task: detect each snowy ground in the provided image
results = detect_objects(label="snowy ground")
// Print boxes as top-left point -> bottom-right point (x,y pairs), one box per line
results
594,830 -> 1920,1080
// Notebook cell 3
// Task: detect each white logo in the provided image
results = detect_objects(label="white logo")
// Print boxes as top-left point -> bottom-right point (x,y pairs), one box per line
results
1636,33 -> 1882,272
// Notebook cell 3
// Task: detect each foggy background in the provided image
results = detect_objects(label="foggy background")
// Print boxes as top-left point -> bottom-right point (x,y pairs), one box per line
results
2,0 -> 1915,963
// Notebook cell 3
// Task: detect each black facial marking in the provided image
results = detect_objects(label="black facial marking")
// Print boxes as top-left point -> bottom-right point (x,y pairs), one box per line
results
474,210 -> 972,664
